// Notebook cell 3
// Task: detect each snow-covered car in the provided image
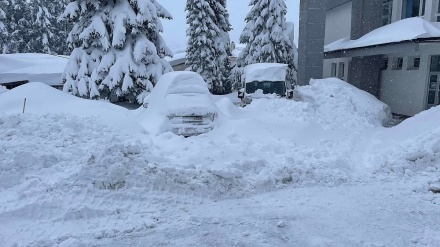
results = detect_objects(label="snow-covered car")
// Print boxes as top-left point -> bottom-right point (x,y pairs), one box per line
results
142,71 -> 217,137
238,63 -> 293,105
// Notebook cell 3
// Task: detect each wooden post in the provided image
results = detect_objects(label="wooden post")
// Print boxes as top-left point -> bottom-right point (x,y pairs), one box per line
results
23,98 -> 26,114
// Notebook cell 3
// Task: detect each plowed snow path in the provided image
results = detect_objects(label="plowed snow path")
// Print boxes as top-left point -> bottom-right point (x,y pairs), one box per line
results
1,177 -> 439,247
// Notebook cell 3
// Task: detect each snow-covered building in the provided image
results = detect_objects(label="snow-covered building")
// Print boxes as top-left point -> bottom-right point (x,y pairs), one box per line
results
0,53 -> 68,89
299,0 -> 440,116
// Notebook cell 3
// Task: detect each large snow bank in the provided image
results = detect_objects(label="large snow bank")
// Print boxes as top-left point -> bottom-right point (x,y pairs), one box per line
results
1,75 -> 440,246
325,17 -> 440,52
0,53 -> 68,86
0,82 -> 143,132
244,63 -> 287,83
297,78 -> 391,130
368,106 -> 440,176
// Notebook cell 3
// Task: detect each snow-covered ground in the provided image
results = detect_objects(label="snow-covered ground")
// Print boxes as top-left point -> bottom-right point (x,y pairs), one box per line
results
0,79 -> 439,246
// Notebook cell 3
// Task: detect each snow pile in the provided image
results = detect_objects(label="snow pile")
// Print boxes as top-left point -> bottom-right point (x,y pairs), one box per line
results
0,82 -> 143,132
0,53 -> 67,86
1,77 -> 440,245
297,78 -> 391,130
370,106 -> 440,177
325,17 -> 440,52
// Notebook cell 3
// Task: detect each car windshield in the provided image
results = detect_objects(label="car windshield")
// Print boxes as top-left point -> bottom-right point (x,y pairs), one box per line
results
245,81 -> 286,96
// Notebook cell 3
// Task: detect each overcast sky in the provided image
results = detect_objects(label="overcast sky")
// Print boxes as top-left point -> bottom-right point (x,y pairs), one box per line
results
158,0 -> 299,53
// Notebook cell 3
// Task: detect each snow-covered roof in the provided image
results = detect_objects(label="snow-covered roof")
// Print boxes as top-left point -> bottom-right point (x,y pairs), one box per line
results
164,52 -> 187,66
244,63 -> 287,83
325,17 -> 440,52
0,53 -> 68,86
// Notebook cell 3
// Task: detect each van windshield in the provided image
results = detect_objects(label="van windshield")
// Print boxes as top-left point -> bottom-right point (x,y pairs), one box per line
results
245,81 -> 286,96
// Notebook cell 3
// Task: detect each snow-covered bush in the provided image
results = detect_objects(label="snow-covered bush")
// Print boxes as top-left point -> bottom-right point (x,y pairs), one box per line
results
232,0 -> 296,89
61,0 -> 173,103
185,0 -> 232,94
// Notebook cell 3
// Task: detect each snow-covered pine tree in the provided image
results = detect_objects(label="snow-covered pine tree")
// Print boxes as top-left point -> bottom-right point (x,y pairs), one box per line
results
60,0 -> 173,103
209,0 -> 232,94
0,0 -> 32,53
30,0 -> 54,54
51,0 -> 72,55
185,0 -> 232,95
186,0 -> 219,93
0,0 -> 8,53
9,0 -> 33,53
232,0 -> 297,89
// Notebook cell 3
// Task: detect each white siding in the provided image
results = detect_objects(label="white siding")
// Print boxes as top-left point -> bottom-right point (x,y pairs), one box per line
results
378,43 -> 440,116
323,58 -> 351,81
380,55 -> 428,116
324,2 -> 352,46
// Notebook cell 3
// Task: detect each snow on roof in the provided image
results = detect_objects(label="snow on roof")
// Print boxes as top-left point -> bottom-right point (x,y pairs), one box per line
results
164,52 -> 186,66
244,63 -> 287,83
0,53 -> 68,86
325,17 -> 440,52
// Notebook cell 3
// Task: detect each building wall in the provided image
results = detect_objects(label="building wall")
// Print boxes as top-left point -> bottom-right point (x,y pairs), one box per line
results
348,56 -> 384,96
380,55 -> 428,116
350,0 -> 383,39
379,43 -> 440,116
323,58 -> 351,81
324,1 -> 352,45
297,0 -> 327,86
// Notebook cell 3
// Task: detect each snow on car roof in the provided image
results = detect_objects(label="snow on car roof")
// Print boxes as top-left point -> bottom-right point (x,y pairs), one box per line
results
144,71 -> 211,113
0,53 -> 68,86
244,63 -> 287,83
325,17 -> 440,52
157,71 -> 210,96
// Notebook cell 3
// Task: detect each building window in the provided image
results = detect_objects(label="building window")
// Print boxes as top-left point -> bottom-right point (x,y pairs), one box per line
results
430,55 -> 440,72
382,58 -> 389,70
436,1 -> 440,22
408,57 -> 420,70
331,63 -> 337,77
382,0 -> 393,26
392,57 -> 404,70
338,62 -> 345,79
402,0 -> 426,19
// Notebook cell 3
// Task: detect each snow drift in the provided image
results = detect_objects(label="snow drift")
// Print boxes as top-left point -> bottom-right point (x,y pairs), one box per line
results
0,82 -> 143,132
297,78 -> 391,130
